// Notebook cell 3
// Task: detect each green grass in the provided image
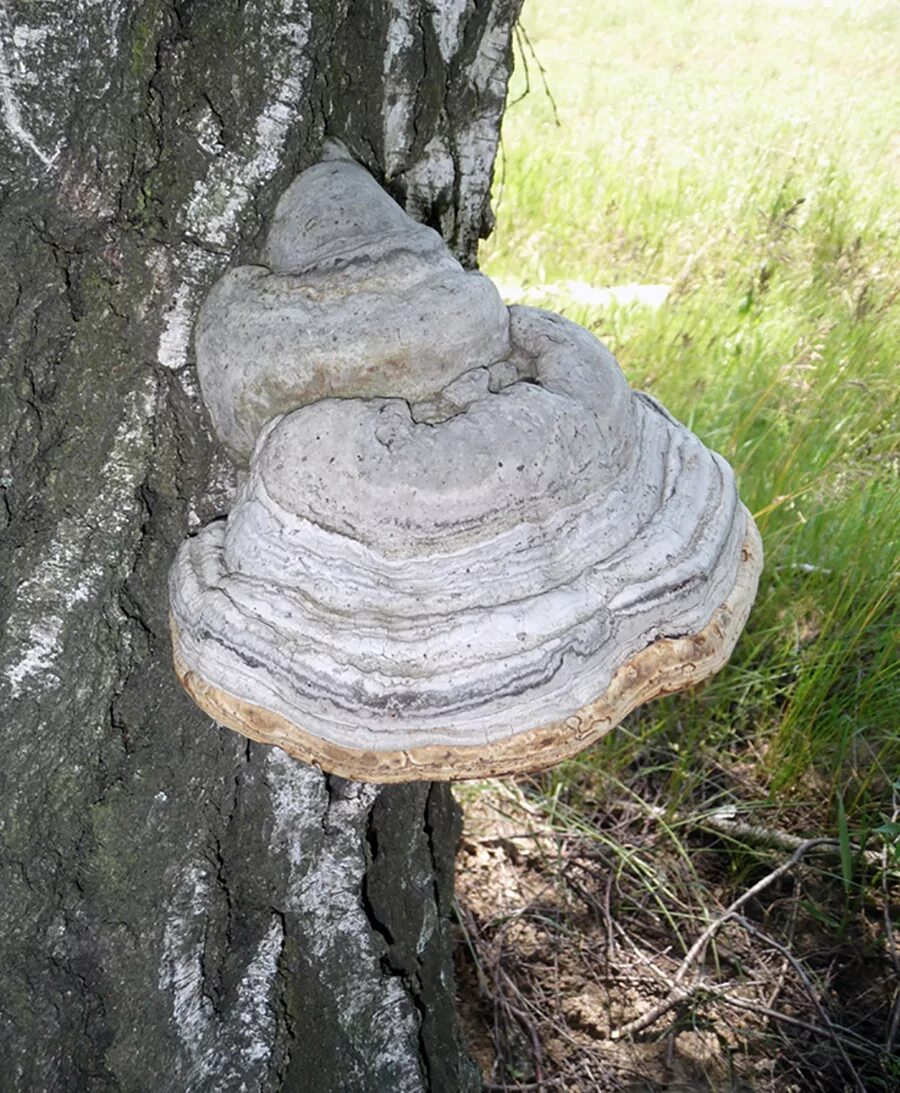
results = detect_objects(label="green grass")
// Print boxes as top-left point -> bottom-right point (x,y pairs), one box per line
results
483,0 -> 899,840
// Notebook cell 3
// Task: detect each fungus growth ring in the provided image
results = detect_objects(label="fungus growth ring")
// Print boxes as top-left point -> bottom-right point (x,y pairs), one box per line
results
169,147 -> 762,783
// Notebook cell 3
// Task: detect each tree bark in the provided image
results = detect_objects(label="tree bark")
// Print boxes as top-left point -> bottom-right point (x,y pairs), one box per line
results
0,2 -> 521,1088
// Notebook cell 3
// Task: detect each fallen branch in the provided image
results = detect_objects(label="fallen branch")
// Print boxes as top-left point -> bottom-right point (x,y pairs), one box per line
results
610,837 -> 836,1040
647,802 -> 889,870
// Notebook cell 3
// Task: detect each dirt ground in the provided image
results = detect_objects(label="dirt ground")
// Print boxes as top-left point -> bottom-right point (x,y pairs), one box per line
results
454,782 -> 899,1092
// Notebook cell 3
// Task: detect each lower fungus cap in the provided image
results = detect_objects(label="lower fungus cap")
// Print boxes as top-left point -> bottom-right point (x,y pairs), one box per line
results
169,307 -> 763,782
170,524 -> 760,783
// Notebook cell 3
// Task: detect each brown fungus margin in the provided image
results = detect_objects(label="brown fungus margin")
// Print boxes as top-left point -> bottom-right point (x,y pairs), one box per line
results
170,525 -> 762,784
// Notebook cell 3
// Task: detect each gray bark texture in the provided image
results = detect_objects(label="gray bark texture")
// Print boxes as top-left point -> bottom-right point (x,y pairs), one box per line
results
0,1 -> 522,1089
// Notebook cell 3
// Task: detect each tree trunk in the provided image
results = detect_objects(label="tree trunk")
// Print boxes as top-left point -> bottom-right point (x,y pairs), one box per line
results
0,2 -> 521,1088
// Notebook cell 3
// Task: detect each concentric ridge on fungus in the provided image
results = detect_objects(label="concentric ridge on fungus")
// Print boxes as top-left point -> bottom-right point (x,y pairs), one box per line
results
169,148 -> 763,783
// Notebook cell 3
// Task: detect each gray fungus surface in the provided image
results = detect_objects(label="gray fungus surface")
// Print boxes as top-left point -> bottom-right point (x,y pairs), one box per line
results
169,150 -> 762,781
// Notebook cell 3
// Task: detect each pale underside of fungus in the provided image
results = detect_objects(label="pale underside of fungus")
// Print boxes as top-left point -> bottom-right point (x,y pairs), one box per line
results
169,146 -> 763,783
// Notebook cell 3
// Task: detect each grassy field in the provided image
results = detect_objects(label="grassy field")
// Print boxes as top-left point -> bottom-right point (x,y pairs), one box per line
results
482,0 -> 899,841
459,2 -> 899,1086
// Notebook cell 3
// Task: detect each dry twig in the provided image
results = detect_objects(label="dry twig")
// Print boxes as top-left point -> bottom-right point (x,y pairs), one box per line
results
610,837 -> 836,1039
645,802 -> 890,870
733,915 -> 867,1093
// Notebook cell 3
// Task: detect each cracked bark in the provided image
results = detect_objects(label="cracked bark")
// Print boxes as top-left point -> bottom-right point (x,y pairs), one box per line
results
0,1 -> 522,1089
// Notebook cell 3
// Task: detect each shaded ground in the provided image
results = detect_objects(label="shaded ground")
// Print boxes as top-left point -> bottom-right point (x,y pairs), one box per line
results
455,782 -> 899,1091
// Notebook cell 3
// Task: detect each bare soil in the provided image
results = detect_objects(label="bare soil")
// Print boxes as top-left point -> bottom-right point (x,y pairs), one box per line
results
455,782 -> 899,1092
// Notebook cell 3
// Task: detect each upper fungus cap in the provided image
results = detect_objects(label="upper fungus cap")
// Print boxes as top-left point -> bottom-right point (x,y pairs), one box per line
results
195,154 -> 510,464
170,151 -> 763,783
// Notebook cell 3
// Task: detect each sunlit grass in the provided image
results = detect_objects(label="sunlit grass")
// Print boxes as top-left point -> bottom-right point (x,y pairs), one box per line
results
482,0 -> 899,839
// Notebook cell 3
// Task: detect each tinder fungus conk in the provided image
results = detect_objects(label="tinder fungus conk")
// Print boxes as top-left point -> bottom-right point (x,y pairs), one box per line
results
169,147 -> 763,783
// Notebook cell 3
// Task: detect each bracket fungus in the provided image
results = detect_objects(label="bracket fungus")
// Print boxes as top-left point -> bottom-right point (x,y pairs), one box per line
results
169,146 -> 762,784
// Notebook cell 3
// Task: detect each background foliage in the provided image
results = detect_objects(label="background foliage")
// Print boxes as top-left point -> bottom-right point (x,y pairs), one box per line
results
482,0 -> 898,838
